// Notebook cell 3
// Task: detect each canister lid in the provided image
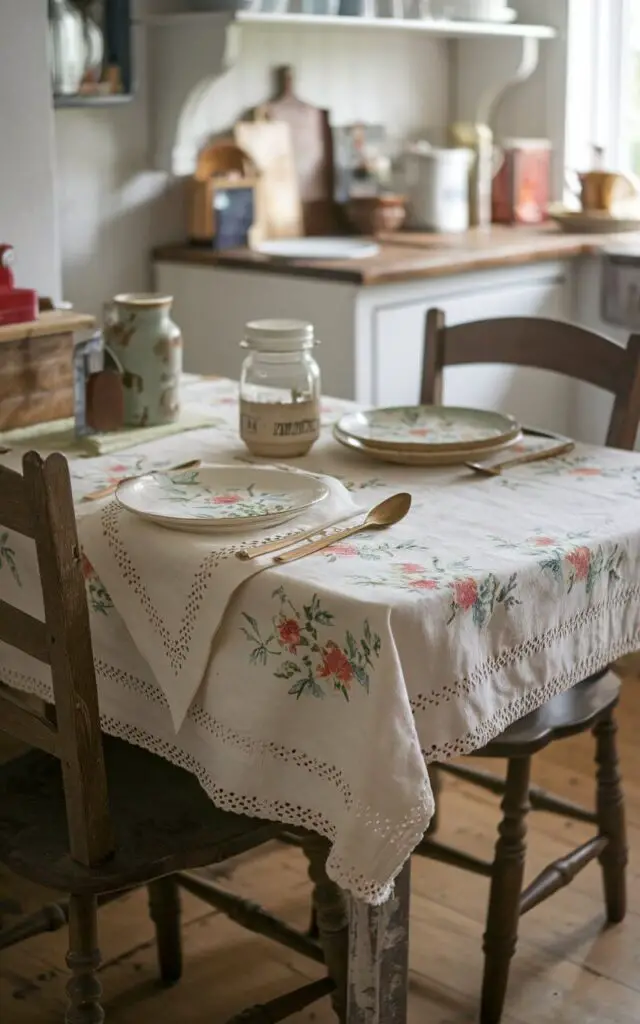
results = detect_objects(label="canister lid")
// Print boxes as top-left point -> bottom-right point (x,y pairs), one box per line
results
243,319 -> 315,351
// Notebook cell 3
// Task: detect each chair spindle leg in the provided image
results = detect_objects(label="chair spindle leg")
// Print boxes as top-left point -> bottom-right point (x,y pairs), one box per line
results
148,876 -> 183,984
481,756 -> 531,1024
65,894 -> 104,1024
594,709 -> 627,923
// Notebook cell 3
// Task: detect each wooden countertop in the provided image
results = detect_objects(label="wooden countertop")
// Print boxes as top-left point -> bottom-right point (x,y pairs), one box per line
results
0,310 -> 96,345
153,226 -> 638,288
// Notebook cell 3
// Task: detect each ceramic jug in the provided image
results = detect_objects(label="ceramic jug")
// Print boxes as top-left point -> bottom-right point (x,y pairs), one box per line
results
104,294 -> 182,427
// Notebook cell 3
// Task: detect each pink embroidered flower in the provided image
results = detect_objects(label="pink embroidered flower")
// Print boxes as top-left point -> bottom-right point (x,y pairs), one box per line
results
81,553 -> 94,579
318,641 -> 353,686
569,467 -> 602,477
533,536 -> 555,547
408,578 -> 438,590
211,493 -> 241,504
109,463 -> 129,474
400,563 -> 425,574
566,546 -> 590,581
409,428 -> 431,438
278,618 -> 301,652
452,577 -> 478,610
329,543 -> 358,558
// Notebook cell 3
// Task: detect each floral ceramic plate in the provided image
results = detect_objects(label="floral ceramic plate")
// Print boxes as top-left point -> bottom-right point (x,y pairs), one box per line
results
333,424 -> 521,466
336,406 -> 521,453
116,465 -> 329,532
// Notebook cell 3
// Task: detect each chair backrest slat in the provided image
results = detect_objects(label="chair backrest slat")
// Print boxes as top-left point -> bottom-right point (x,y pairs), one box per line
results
422,312 -> 640,450
0,688 -> 59,755
0,465 -> 35,537
0,452 -> 113,867
0,599 -> 51,664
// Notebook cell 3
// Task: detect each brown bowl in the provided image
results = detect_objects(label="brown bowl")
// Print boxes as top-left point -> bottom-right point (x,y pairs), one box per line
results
346,194 -> 407,236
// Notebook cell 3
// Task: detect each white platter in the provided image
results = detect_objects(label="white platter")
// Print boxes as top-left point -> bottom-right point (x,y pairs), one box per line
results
333,424 -> 521,466
116,464 -> 329,533
255,238 -> 380,260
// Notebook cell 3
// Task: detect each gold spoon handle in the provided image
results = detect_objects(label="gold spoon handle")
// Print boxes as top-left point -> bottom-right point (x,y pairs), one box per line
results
274,521 -> 371,566
237,508 -> 365,561
468,440 -> 574,475
83,459 -> 201,502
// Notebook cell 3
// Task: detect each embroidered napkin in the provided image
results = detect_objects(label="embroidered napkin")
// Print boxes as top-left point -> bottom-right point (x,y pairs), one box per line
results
79,474 -> 361,730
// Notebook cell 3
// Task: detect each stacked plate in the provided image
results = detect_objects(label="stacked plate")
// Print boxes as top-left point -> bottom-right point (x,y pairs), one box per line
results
116,465 -> 329,533
334,405 -> 522,466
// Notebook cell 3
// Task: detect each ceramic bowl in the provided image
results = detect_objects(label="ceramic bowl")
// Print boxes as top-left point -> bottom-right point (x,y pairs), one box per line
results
346,195 -> 407,236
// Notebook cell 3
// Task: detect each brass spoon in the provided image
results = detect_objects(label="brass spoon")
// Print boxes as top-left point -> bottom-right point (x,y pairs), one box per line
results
465,440 -> 575,477
273,492 -> 412,566
83,458 -> 201,502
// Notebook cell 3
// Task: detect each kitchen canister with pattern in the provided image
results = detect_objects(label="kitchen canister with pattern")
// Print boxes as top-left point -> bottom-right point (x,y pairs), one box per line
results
104,293 -> 182,427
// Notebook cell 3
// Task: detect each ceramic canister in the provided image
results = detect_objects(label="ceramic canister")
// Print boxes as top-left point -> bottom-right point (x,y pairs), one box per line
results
104,293 -> 182,427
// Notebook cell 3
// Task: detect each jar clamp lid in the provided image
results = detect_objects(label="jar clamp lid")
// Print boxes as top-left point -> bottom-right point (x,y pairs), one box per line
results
242,319 -> 317,352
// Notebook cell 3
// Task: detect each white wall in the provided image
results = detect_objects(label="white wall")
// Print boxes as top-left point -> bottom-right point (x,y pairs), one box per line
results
54,0 -> 185,317
181,25 -> 449,168
0,0 -> 60,299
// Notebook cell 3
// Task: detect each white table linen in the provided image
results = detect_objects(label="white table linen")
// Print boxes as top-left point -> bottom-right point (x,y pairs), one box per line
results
1,376 -> 640,904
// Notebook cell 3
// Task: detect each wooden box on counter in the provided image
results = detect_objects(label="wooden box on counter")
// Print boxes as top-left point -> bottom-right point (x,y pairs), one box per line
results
0,310 -> 95,430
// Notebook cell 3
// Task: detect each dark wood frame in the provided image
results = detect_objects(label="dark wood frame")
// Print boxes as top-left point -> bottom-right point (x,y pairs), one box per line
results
421,310 -> 640,450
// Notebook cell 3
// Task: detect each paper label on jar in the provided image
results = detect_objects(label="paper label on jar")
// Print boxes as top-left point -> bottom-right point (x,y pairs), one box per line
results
240,398 -> 320,456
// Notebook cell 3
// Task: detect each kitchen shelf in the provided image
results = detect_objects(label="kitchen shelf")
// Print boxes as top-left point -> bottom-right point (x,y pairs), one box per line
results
53,93 -> 133,108
144,10 -> 556,40
145,8 -> 556,174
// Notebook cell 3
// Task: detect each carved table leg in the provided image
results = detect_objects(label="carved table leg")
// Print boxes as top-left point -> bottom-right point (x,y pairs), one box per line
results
346,860 -> 411,1024
65,894 -> 104,1024
148,875 -> 183,984
481,755 -> 531,1024
594,709 -> 628,923
301,833 -> 349,1022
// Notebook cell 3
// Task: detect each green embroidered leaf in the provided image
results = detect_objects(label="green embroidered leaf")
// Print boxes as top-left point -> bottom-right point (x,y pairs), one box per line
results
345,631 -> 357,660
315,610 -> 334,624
242,612 -> 260,635
275,660 -> 300,680
540,558 -> 562,581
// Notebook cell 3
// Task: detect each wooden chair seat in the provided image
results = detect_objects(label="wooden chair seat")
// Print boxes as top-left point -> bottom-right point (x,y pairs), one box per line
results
476,669 -> 620,758
0,735 -> 280,894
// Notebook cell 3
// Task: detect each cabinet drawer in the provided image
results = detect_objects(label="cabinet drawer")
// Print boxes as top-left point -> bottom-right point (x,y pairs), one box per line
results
372,275 -> 571,433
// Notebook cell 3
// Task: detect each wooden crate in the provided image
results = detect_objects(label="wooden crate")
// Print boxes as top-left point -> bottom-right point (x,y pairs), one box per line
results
0,311 -> 95,430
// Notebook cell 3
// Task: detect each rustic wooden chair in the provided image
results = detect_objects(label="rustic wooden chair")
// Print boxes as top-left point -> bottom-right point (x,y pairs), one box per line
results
0,451 -> 332,1024
417,310 -> 640,1024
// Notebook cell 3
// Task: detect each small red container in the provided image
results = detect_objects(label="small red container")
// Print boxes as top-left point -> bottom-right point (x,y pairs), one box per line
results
0,243 -> 38,326
492,139 -> 552,225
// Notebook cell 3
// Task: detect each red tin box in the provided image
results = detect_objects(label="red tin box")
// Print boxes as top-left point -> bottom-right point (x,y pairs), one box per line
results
492,139 -> 552,225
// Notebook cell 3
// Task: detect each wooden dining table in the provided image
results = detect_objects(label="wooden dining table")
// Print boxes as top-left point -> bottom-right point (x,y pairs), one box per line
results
2,373 -> 640,1024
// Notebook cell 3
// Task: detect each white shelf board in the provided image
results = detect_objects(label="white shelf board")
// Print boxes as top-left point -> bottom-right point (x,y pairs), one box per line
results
144,10 -> 556,40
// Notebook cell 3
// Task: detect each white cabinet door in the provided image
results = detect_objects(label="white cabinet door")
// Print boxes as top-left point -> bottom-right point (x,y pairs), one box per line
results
372,265 -> 571,433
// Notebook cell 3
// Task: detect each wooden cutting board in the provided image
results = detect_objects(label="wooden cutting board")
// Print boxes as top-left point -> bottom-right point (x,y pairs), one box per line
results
257,66 -> 337,237
234,119 -> 303,243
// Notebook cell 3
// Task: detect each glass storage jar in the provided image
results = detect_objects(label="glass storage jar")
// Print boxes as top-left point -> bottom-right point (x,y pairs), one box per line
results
239,319 -> 321,457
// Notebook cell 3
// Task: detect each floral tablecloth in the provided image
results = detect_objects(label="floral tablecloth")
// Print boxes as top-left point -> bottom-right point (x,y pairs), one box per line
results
1,376 -> 640,904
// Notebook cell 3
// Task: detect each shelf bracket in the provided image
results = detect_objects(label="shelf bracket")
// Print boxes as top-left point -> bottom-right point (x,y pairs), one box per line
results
451,34 -> 541,128
477,35 -> 540,125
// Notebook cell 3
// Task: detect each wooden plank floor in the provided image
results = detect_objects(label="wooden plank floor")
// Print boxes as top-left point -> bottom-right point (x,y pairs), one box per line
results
2,672 -> 640,1023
